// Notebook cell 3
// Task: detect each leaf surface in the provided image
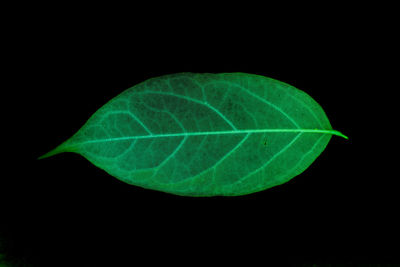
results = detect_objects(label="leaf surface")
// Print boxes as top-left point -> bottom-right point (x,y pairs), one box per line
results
40,73 -> 347,196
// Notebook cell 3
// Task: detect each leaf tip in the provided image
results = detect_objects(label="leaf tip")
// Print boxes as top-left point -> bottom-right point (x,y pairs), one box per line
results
37,145 -> 69,160
37,150 -> 57,160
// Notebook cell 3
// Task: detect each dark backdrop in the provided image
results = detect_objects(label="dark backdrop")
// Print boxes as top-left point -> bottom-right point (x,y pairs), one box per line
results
1,8 -> 395,267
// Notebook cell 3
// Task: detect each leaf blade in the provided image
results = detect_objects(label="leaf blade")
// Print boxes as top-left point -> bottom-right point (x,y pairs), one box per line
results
40,72 -> 347,196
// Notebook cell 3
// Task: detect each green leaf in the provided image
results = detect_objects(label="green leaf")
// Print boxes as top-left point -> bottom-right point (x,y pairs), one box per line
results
39,73 -> 347,196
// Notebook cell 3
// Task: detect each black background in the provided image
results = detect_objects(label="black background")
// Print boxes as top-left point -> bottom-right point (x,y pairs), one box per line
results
1,6 -> 397,267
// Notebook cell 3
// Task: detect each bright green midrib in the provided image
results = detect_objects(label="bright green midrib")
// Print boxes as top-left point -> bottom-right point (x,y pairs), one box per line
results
73,128 -> 347,145
39,128 -> 347,159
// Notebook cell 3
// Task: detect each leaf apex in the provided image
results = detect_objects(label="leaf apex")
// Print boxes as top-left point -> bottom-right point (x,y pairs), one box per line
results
37,142 -> 73,160
37,148 -> 60,160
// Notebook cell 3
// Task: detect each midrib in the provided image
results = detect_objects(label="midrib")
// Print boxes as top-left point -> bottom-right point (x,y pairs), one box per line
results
77,128 -> 348,145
